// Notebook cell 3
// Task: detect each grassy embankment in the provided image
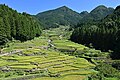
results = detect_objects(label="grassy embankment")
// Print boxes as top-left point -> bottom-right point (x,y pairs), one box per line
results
0,26 -> 109,80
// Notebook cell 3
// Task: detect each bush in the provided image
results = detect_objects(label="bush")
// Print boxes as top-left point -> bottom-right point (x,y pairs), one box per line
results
95,63 -> 119,77
89,63 -> 120,80
112,60 -> 120,70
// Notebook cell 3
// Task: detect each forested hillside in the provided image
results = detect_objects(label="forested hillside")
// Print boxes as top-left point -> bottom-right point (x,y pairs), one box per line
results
35,5 -> 114,29
35,6 -> 82,29
70,5 -> 120,59
0,4 -> 42,45
80,5 -> 114,23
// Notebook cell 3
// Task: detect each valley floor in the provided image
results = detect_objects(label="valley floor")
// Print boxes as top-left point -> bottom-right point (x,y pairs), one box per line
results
0,26 -> 110,80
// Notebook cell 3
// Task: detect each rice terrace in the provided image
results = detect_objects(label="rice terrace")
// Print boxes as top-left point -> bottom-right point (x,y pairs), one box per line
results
0,0 -> 120,80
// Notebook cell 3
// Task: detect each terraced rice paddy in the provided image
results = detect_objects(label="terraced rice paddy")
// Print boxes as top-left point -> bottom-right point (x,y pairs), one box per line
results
33,75 -> 86,80
0,26 -> 98,80
0,48 -> 95,80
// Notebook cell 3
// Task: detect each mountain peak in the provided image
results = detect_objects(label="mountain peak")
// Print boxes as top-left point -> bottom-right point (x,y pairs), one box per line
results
80,11 -> 89,18
36,5 -> 82,29
115,5 -> 120,11
91,5 -> 107,12
90,5 -> 114,14
80,5 -> 114,21
80,11 -> 89,15
59,6 -> 69,9
96,5 -> 107,8
57,6 -> 70,11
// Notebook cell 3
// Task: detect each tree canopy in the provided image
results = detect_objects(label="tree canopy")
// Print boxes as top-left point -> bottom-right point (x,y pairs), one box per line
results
70,5 -> 120,59
0,4 -> 42,45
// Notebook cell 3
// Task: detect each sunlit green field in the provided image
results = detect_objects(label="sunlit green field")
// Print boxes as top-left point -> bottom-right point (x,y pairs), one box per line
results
0,48 -> 95,80
0,26 -> 99,80
33,75 -> 86,80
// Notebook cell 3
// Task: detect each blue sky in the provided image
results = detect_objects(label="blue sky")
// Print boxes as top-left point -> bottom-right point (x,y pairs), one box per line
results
0,0 -> 120,15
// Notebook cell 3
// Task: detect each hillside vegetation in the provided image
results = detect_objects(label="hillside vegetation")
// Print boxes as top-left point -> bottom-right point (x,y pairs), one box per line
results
0,26 -> 101,80
35,5 -> 113,29
80,5 -> 114,23
0,4 -> 120,80
70,5 -> 120,59
0,4 -> 42,46
35,6 -> 82,29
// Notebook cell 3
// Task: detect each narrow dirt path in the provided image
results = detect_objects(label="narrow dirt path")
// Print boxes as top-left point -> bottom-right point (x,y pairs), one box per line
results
0,50 -> 22,56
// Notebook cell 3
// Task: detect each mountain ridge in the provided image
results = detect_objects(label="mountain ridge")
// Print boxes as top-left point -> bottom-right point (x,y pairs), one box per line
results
70,5 -> 120,59
36,6 -> 82,29
35,5 -> 114,29
80,5 -> 114,22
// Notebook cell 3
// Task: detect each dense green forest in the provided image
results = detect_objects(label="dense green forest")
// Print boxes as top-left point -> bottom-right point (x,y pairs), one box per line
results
70,5 -> 120,59
80,5 -> 114,23
35,5 -> 114,29
35,6 -> 82,29
0,4 -> 42,46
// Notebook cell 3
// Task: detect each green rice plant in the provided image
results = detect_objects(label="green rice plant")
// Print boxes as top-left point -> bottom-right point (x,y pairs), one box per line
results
32,75 -> 86,80
48,66 -> 79,74
10,65 -> 36,70
60,70 -> 94,76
